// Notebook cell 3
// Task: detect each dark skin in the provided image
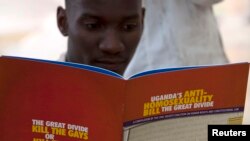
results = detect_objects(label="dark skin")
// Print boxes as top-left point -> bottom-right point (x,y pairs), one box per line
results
57,0 -> 144,75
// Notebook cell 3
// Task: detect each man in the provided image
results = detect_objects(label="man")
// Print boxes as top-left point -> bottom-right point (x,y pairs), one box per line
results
57,0 -> 144,75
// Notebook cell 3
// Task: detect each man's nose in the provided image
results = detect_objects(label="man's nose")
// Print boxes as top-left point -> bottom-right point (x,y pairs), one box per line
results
99,30 -> 125,54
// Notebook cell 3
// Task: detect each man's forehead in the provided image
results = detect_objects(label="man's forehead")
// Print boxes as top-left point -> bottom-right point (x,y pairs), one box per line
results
66,0 -> 142,19
66,0 -> 142,10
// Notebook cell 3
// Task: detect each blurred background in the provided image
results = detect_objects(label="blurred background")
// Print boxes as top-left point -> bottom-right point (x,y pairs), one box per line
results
0,0 -> 66,60
214,0 -> 250,63
0,0 -> 249,122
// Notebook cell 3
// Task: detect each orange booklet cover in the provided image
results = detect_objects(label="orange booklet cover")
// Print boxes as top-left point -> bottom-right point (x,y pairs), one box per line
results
0,56 -> 249,141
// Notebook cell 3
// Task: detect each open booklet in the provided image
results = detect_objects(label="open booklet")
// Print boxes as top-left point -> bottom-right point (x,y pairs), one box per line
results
0,56 -> 249,141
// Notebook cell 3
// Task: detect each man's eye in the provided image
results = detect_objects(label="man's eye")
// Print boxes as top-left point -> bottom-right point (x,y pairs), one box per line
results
84,23 -> 102,30
122,23 -> 138,32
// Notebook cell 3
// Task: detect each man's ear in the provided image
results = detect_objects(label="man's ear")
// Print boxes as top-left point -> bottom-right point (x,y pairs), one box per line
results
57,6 -> 68,36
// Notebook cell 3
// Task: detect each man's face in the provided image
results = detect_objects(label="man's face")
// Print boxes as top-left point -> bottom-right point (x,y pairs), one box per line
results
57,0 -> 144,75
